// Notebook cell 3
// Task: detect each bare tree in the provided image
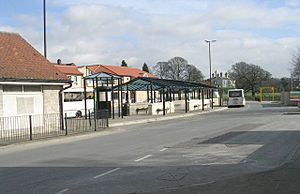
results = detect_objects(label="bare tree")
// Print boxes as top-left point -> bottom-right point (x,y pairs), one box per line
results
168,57 -> 189,80
186,64 -> 204,82
291,48 -> 300,77
153,61 -> 169,79
153,57 -> 204,82
229,62 -> 272,96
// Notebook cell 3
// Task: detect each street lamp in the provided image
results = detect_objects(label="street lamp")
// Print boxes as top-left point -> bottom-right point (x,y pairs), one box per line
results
43,0 -> 47,58
205,39 -> 216,109
204,39 -> 216,86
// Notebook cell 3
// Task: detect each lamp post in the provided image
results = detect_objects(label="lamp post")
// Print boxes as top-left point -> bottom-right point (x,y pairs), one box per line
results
204,39 -> 216,86
43,0 -> 47,58
205,39 -> 216,109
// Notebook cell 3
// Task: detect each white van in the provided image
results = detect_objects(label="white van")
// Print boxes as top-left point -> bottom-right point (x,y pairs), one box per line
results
228,89 -> 246,107
63,87 -> 94,117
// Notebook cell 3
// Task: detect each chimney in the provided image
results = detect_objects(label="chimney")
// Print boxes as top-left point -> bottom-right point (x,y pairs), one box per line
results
212,73 -> 215,78
57,59 -> 62,64
220,72 -> 223,77
225,72 -> 228,78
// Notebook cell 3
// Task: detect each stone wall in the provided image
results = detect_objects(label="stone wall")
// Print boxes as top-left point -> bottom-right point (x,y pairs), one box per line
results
43,85 -> 62,114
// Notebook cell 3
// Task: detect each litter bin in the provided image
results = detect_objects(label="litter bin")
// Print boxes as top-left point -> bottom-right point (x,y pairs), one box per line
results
122,103 -> 130,116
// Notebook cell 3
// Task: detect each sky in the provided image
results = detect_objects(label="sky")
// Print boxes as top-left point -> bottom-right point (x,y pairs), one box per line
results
1,0 -> 300,78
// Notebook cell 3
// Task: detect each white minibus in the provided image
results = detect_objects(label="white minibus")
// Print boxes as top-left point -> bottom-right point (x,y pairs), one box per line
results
63,88 -> 94,117
227,89 -> 246,107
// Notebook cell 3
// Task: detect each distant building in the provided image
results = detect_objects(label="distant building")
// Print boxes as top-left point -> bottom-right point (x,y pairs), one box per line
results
211,71 -> 236,88
54,59 -> 83,88
0,32 -> 70,117
78,64 -> 157,103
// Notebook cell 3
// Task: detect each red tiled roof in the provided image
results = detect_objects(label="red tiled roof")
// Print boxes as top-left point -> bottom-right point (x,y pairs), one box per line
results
87,64 -> 156,78
0,32 -> 70,82
54,64 -> 83,76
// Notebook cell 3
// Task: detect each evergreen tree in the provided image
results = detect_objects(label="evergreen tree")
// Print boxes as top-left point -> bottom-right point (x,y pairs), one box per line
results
142,62 -> 150,73
121,60 -> 128,67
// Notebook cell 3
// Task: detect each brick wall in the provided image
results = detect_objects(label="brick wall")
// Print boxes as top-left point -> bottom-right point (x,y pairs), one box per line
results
43,85 -> 62,114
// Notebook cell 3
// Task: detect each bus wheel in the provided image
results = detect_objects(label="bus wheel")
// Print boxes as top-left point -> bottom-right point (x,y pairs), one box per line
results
76,110 -> 82,118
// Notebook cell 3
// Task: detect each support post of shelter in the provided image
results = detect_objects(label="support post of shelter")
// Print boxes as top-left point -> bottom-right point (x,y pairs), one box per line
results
84,78 -> 87,119
219,89 -> 222,107
126,84 -> 129,103
93,78 -> 96,117
118,78 -> 121,117
162,88 -> 166,116
202,88 -> 205,111
150,84 -> 153,103
211,89 -> 214,109
111,77 -> 115,119
147,85 -> 149,103
96,77 -> 100,116
185,89 -> 188,113
105,79 -> 108,102
121,79 -> 123,118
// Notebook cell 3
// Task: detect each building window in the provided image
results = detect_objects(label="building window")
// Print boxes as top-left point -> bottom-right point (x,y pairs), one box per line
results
87,69 -> 93,76
3,85 -> 41,93
24,85 -> 41,92
3,85 -> 22,92
71,76 -> 78,82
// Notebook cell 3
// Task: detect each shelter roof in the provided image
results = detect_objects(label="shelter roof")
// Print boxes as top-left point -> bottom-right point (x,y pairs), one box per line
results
115,77 -> 216,91
85,72 -> 121,79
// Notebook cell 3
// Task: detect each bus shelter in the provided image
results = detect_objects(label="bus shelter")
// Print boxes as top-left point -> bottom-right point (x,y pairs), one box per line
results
115,77 -> 222,116
84,72 -> 125,119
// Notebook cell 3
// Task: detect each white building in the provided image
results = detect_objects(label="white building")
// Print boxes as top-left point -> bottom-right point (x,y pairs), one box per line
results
0,32 -> 71,117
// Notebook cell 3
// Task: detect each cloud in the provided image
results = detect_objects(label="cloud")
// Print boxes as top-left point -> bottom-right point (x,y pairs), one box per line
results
2,1 -> 300,78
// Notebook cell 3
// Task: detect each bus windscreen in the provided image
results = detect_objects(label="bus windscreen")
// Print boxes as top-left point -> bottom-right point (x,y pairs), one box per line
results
229,91 -> 242,97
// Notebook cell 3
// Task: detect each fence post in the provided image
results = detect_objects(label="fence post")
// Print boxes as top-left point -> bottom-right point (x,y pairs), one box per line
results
88,110 -> 91,127
94,112 -> 97,131
64,113 -> 68,136
29,115 -> 33,140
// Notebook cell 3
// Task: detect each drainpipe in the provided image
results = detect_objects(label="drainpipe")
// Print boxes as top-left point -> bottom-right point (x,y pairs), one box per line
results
59,82 -> 72,131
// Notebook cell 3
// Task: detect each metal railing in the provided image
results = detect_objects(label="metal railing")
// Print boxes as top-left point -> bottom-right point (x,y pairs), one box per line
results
65,110 -> 109,135
0,110 -> 109,144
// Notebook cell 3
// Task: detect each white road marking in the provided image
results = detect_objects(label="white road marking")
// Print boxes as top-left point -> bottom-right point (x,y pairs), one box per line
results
93,168 -> 121,179
55,188 -> 69,194
160,148 -> 168,152
134,154 -> 152,162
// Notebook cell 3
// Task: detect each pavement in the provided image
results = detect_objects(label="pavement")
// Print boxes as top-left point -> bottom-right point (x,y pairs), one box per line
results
109,106 -> 227,127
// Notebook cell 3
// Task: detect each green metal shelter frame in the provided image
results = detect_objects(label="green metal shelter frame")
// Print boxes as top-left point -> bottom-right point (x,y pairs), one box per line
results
115,77 -> 223,115
84,72 -> 124,119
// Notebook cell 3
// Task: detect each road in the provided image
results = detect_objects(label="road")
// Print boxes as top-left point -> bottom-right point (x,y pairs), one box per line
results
0,102 -> 300,194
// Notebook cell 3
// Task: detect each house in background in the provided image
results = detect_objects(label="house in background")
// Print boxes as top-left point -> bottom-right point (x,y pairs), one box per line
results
78,64 -> 156,103
54,59 -> 83,88
0,32 -> 71,117
211,71 -> 236,89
